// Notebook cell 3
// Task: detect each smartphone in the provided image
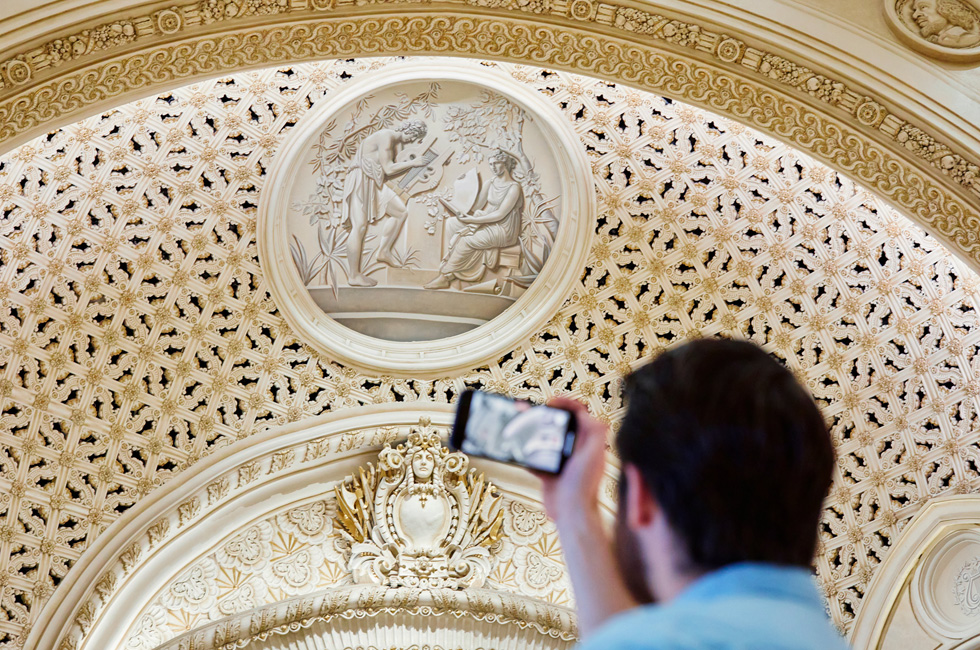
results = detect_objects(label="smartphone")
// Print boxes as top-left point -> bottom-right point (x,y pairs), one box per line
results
451,389 -> 577,474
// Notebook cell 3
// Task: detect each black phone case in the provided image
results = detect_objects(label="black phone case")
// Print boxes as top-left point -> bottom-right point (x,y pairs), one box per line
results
450,389 -> 577,474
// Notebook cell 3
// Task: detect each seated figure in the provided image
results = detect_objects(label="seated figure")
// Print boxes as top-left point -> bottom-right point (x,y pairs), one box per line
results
424,149 -> 525,289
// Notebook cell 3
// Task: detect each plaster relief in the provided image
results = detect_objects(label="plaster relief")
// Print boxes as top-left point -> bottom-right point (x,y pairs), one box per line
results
285,72 -> 563,342
335,430 -> 504,589
912,529 -> 980,639
954,556 -> 980,616
886,0 -> 980,61
259,61 -> 593,374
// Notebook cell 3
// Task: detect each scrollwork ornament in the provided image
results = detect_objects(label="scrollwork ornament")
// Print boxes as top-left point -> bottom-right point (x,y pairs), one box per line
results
12,58 -> 980,650
335,430 -> 504,589
954,556 -> 980,616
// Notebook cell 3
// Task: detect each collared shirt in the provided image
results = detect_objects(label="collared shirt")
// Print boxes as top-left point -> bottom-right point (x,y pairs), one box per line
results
576,563 -> 849,650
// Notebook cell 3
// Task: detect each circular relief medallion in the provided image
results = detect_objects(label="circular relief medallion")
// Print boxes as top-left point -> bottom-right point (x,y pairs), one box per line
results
885,0 -> 980,62
259,62 -> 593,375
912,529 -> 980,639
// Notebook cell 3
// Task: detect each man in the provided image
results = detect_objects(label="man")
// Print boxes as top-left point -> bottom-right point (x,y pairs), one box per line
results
539,338 -> 847,648
342,120 -> 429,287
424,149 -> 524,290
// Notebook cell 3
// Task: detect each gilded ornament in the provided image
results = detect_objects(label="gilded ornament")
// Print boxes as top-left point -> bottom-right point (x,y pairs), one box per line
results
715,36 -> 745,63
568,0 -> 596,21
335,430 -> 504,589
855,98 -> 887,128
9,58 -> 980,650
3,58 -> 32,86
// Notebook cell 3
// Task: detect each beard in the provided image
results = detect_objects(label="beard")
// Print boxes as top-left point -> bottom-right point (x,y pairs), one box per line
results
614,478 -> 656,604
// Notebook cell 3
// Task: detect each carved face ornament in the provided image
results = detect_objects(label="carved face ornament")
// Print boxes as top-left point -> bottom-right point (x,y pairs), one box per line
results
411,449 -> 435,482
490,159 -> 507,177
334,430 -> 504,589
913,0 -> 947,35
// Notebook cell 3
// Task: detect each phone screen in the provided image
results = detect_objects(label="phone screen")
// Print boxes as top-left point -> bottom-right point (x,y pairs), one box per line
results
455,390 -> 574,473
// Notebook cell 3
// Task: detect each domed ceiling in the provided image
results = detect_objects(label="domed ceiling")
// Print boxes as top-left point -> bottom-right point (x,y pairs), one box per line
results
2,54 -> 980,650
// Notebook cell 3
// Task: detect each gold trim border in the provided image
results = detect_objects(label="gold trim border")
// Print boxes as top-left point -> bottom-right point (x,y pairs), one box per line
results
2,0 -> 979,205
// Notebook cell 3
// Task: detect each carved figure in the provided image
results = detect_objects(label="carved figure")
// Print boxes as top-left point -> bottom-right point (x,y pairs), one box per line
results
910,0 -> 980,48
424,150 -> 526,290
342,120 -> 430,287
334,430 -> 504,589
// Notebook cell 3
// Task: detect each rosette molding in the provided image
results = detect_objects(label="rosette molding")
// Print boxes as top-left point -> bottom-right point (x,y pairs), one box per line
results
27,403 -> 612,650
0,1 -> 979,275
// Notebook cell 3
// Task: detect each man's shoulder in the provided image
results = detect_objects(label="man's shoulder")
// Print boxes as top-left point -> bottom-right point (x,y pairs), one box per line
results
576,593 -> 848,650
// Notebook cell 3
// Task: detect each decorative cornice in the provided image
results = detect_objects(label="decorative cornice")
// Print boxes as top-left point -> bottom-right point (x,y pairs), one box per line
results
153,585 -> 578,650
0,0 -> 975,201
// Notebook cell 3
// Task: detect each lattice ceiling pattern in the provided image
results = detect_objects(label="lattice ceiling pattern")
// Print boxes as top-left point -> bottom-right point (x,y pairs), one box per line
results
1,56 -> 979,647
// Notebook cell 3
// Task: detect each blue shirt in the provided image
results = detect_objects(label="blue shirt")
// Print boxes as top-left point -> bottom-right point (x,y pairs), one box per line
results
576,563 -> 848,650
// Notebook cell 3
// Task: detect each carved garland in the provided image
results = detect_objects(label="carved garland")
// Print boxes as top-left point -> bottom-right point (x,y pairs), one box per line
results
0,5 -> 978,267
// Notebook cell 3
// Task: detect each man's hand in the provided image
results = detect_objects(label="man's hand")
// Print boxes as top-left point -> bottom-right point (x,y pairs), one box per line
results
411,156 -> 429,168
536,397 -> 609,528
534,397 -> 640,639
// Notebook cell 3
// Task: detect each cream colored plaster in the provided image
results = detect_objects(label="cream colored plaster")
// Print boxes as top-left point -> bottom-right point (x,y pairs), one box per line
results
0,0 -> 978,159
664,0 -> 980,160
879,581 -> 944,650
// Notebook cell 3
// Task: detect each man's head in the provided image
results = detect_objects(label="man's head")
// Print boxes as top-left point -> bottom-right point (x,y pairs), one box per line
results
396,120 -> 427,143
614,338 -> 834,596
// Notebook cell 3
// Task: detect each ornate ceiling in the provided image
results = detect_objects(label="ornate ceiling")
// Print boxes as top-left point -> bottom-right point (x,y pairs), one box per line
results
3,54 -> 980,650
0,0 -> 979,271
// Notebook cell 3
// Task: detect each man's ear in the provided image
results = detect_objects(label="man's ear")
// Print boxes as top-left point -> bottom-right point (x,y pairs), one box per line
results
623,463 -> 658,530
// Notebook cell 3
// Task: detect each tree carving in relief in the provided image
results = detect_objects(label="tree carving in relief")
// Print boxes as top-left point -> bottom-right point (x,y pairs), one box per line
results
290,84 -> 560,301
335,429 -> 504,589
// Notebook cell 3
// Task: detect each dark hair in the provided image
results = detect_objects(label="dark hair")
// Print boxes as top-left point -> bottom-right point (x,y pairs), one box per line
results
616,338 -> 834,570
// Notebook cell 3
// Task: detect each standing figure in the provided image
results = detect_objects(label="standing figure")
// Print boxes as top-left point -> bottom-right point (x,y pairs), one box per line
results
424,149 -> 525,290
342,120 -> 429,287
